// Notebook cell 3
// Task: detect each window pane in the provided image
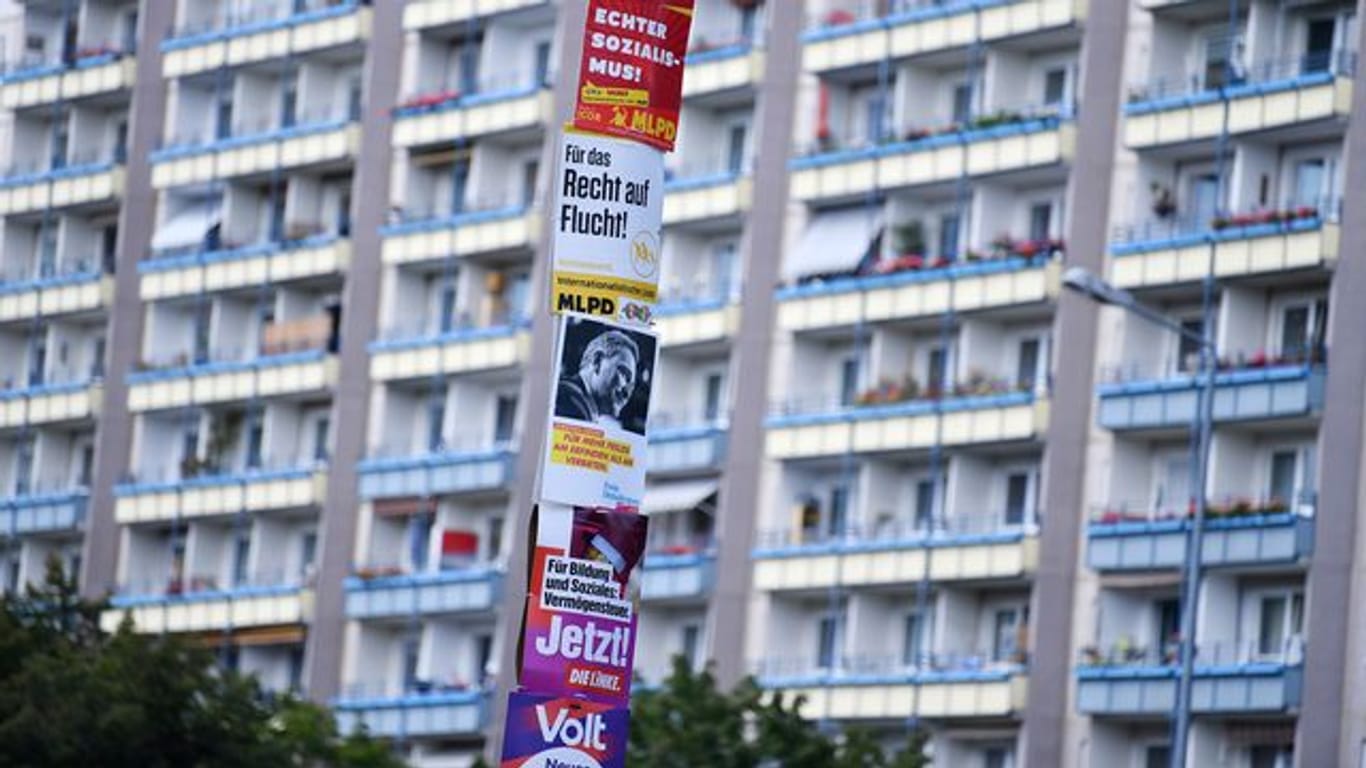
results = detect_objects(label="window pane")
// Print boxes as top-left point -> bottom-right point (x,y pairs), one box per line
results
1005,473 -> 1029,525
1294,160 -> 1326,208
839,358 -> 860,406
993,609 -> 1019,661
1281,306 -> 1310,355
1269,450 -> 1298,502
951,83 -> 973,124
938,214 -> 960,259
915,479 -> 936,528
1017,339 -> 1041,391
1259,596 -> 1287,655
1043,68 -> 1067,105
1029,203 -> 1052,242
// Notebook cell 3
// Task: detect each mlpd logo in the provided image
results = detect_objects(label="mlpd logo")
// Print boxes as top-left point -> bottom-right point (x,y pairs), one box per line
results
629,230 -> 659,279
619,300 -> 652,325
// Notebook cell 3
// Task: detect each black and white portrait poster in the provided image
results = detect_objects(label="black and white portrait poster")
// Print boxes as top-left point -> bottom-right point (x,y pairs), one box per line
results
541,313 -> 658,508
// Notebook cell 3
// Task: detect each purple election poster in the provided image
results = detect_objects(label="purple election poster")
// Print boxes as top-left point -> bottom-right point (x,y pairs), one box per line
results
500,690 -> 629,768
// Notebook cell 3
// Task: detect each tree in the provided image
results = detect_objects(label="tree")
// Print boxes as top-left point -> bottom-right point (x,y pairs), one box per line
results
629,657 -> 931,767
0,559 -> 405,768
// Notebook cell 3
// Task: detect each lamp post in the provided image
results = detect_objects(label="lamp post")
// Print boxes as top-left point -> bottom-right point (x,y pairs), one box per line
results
1063,266 -> 1215,768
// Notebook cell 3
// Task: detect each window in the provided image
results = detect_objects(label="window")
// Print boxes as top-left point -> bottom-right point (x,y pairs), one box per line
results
1028,202 -> 1052,242
449,160 -> 470,215
902,612 -> 928,666
1304,18 -> 1337,73
181,426 -> 200,470
1281,299 -> 1327,359
113,120 -> 128,163
914,478 -> 936,529
838,356 -> 861,406
288,647 -> 304,692
1293,159 -> 1327,208
1144,746 -> 1172,768
727,123 -> 748,174
51,118 -> 69,170
78,444 -> 94,486
863,92 -> 887,145
1189,173 -> 1220,225
828,485 -> 849,537
1269,449 -> 1300,503
336,190 -> 352,237
476,634 -> 494,686
299,531 -> 317,579
533,40 -> 552,86
401,637 -> 420,690
703,373 -> 724,422
1257,592 -> 1304,658
681,624 -> 701,670
740,5 -> 758,40
710,241 -> 737,299
951,82 -> 974,124
102,225 -> 119,273
193,301 -> 212,364
244,410 -> 263,469
459,45 -> 480,95
817,613 -> 843,669
409,514 -> 434,572
1201,28 -> 1243,89
121,11 -> 139,54
232,535 -> 251,586
426,398 -> 446,452
91,335 -> 106,379
27,331 -> 47,387
1016,338 -> 1041,391
984,747 -> 1014,768
280,71 -> 298,127
312,416 -> 330,462
1250,745 -> 1294,768
1176,318 -> 1204,372
215,92 -> 234,140
38,224 -> 57,278
1158,455 -> 1191,514
438,278 -> 459,333
1005,472 -> 1031,525
13,438 -> 33,496
487,516 -> 504,561
937,213 -> 961,259
522,159 -> 540,206
926,346 -> 948,391
5,560 -> 18,592
1155,598 -> 1180,656
1043,67 -> 1068,107
493,395 -> 517,444
992,608 -> 1021,662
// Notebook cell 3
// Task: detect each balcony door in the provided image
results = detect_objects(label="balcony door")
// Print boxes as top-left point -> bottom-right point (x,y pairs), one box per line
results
1254,591 -> 1304,662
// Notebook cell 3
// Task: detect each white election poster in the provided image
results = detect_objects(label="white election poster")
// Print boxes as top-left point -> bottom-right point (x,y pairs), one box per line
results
540,313 -> 658,508
549,131 -> 664,321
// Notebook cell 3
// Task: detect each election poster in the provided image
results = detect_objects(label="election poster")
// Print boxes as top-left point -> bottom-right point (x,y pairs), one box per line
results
573,0 -> 695,152
518,503 -> 648,703
541,313 -> 657,509
550,132 -> 663,321
500,690 -> 629,768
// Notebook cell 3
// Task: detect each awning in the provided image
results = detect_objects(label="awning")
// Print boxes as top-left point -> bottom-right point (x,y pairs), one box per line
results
643,479 -> 718,516
151,202 -> 220,252
782,206 -> 881,282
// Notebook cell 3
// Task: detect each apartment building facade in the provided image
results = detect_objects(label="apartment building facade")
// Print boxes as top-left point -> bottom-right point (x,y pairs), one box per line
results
1,0 -> 1364,766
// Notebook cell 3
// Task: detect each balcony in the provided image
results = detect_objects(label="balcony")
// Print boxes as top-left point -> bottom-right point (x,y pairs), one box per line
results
0,158 -> 123,216
1109,206 -> 1338,290
379,205 -> 538,267
115,464 -> 327,525
0,50 -> 136,110
0,489 -> 87,536
663,171 -> 752,227
802,0 -> 1084,75
403,0 -> 550,30
357,446 -> 516,500
334,689 -> 489,739
151,116 -> 360,189
0,379 -> 101,430
1097,363 -> 1324,432
0,266 -> 111,324
127,350 -> 338,413
1076,646 -> 1303,716
753,519 -> 1038,591
778,251 -> 1059,333
391,80 -> 551,148
369,323 -> 528,383
1122,52 -> 1354,150
344,568 -> 502,619
162,1 -> 371,78
1088,500 -> 1315,572
641,552 -> 715,602
655,285 -> 739,348
648,416 -> 728,474
757,657 -> 1028,720
791,114 -> 1073,204
102,581 -> 310,635
139,235 -> 350,301
766,390 -> 1047,460
684,43 -> 763,100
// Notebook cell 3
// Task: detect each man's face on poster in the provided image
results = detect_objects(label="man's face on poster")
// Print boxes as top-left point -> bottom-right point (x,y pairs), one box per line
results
585,345 -> 638,418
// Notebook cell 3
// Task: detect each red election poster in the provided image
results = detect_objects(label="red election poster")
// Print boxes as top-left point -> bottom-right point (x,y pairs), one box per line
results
574,0 -> 695,152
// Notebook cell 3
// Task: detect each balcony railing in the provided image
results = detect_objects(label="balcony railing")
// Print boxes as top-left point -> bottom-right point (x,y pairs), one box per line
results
756,652 -> 1027,687
110,573 -> 303,607
345,566 -> 502,618
334,687 -> 489,739
154,105 -> 357,163
357,441 -> 516,500
1125,49 -> 1357,112
141,232 -> 342,271
379,200 -> 532,237
118,456 -> 324,493
0,259 -> 106,292
369,314 -> 528,352
0,44 -> 133,84
0,488 -> 88,536
754,512 -> 1038,557
0,150 -> 120,188
1111,199 -> 1338,254
1097,361 -> 1324,430
770,380 -> 1038,427
165,0 -> 363,49
393,71 -> 547,118
641,550 -> 715,601
793,106 -> 1070,168
1077,638 -> 1302,674
803,0 -> 1000,41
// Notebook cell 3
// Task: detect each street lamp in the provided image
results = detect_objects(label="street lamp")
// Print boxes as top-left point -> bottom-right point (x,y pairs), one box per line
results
1063,266 -> 1216,768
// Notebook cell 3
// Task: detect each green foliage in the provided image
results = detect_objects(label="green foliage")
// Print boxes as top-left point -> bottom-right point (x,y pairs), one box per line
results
629,656 -> 930,767
0,558 -> 405,768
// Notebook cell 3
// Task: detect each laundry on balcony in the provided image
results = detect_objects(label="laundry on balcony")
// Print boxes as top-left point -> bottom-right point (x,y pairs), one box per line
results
643,479 -> 718,516
784,206 -> 883,285
150,201 -> 222,256
261,314 -> 337,356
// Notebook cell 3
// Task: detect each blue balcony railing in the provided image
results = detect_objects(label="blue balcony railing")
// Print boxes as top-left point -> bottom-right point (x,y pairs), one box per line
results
1111,199 -> 1337,256
1097,364 -> 1324,430
802,0 -> 1010,43
334,688 -> 489,739
1087,501 -> 1315,571
345,567 -> 502,619
640,552 -> 715,601
357,446 -> 515,499
756,654 -> 1024,689
767,389 -> 1036,430
164,0 -> 363,50
792,112 -> 1069,172
754,514 -> 1036,559
109,579 -> 302,609
378,203 -> 530,238
1124,49 -> 1357,115
1076,642 -> 1302,715
151,113 -> 354,163
0,489 -> 88,536
127,348 -> 328,385
139,234 -> 343,273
